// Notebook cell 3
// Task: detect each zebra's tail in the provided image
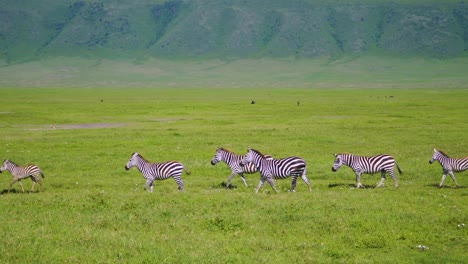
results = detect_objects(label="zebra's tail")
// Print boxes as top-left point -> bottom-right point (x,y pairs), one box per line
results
41,171 -> 45,178
395,162 -> 402,175
184,168 -> 191,175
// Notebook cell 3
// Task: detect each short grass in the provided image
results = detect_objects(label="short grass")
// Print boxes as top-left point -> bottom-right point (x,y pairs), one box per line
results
0,87 -> 467,263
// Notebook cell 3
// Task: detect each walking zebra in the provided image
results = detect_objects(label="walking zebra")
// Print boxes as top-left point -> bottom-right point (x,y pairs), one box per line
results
0,159 -> 44,193
240,147 -> 311,193
124,152 -> 190,192
331,153 -> 402,188
429,148 -> 467,188
210,147 -> 272,188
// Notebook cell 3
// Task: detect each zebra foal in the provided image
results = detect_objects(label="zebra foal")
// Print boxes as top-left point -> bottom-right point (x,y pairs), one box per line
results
331,153 -> 402,188
210,147 -> 272,188
429,148 -> 467,188
125,152 -> 190,192
240,147 -> 311,193
0,159 -> 44,193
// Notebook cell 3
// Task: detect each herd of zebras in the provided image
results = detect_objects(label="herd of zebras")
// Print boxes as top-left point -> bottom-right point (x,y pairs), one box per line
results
1,147 -> 467,193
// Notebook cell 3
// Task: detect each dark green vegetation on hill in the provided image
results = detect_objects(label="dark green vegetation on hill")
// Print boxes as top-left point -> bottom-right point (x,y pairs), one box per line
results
1,0 -> 467,63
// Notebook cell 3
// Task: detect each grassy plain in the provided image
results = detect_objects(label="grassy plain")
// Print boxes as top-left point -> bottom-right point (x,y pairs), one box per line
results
0,86 -> 467,263
1,56 -> 468,88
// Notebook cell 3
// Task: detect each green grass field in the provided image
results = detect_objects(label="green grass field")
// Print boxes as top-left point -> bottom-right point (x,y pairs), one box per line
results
0,86 -> 466,263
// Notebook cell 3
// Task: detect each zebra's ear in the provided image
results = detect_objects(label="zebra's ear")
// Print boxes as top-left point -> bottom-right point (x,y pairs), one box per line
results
433,148 -> 437,152
333,154 -> 337,157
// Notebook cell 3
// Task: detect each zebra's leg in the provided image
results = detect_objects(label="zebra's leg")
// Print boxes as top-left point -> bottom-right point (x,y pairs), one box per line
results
439,170 -> 448,188
388,170 -> 398,188
36,177 -> 44,191
31,173 -> 44,192
30,180 -> 37,192
290,175 -> 298,192
266,176 -> 278,193
376,171 -> 386,188
17,179 -> 25,193
355,172 -> 363,188
238,172 -> 248,187
448,171 -> 459,187
144,179 -> 153,192
30,175 -> 42,192
301,176 -> 312,192
8,178 -> 20,193
255,177 -> 266,193
300,169 -> 312,192
226,172 -> 237,188
175,176 -> 184,191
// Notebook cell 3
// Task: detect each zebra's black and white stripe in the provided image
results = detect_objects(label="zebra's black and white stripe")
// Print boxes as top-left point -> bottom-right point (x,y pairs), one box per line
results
210,147 -> 272,187
240,147 -> 311,193
0,159 -> 45,193
429,148 -> 467,188
125,152 -> 190,192
331,153 -> 402,188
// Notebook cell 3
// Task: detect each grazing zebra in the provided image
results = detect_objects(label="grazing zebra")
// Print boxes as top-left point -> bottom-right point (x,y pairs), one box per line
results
210,147 -> 272,188
0,159 -> 44,193
240,147 -> 311,193
124,152 -> 190,192
429,148 -> 467,188
331,153 -> 402,188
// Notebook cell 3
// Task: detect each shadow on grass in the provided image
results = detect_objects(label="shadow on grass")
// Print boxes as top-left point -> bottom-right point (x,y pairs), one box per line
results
210,182 -> 238,189
328,183 -> 375,189
0,189 -> 43,194
1,189 -> 20,194
426,184 -> 466,189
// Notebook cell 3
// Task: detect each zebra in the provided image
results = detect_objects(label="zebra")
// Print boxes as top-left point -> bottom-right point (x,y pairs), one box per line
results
124,152 -> 190,192
331,153 -> 402,188
210,147 -> 272,188
0,159 -> 45,193
429,148 -> 467,188
240,147 -> 311,193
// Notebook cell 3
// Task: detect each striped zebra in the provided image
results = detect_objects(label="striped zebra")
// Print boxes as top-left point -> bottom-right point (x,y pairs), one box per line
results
331,153 -> 402,188
240,147 -> 311,193
210,147 -> 272,188
0,159 -> 44,193
429,148 -> 467,188
124,152 -> 190,192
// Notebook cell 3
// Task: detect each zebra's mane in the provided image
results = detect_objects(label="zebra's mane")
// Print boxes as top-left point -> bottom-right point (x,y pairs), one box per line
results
4,159 -> 16,166
251,149 -> 267,158
219,147 -> 235,154
133,153 -> 150,163
436,149 -> 450,158
336,153 -> 353,157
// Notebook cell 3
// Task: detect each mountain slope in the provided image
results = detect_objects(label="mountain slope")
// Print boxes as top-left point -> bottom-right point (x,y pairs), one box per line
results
0,0 -> 466,63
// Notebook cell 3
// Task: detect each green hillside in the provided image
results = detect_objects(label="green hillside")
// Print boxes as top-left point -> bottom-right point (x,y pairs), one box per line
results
0,0 -> 467,63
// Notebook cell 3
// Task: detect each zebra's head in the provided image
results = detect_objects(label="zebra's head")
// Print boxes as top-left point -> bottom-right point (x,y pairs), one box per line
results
332,154 -> 343,172
429,148 -> 444,164
125,153 -> 139,170
210,147 -> 223,166
0,159 -> 10,173
240,147 -> 264,167
239,148 -> 253,167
